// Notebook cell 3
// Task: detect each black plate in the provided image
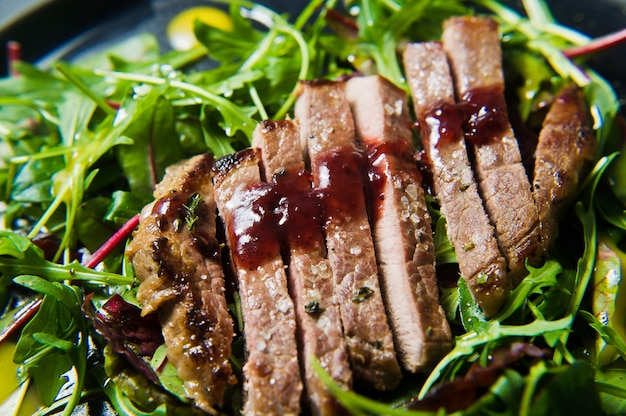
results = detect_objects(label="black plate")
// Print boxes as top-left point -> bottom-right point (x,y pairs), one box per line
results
0,0 -> 306,73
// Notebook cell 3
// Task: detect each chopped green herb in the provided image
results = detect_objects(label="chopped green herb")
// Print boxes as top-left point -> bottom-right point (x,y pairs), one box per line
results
476,273 -> 489,285
463,241 -> 476,252
183,192 -> 202,230
352,286 -> 374,303
304,300 -> 325,315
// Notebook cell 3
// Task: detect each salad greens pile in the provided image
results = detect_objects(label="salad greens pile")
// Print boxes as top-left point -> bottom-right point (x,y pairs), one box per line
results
0,0 -> 625,415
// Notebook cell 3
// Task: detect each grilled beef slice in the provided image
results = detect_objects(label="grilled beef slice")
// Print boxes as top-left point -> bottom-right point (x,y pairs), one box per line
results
403,43 -> 509,318
533,85 -> 595,251
345,75 -> 452,371
442,16 -> 543,281
252,120 -> 352,415
212,148 -> 303,415
126,153 -> 236,414
295,80 -> 402,390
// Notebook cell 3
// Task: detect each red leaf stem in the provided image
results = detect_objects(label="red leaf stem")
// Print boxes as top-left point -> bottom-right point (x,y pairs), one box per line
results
84,214 -> 140,269
0,297 -> 42,343
564,27 -> 626,59
6,41 -> 21,77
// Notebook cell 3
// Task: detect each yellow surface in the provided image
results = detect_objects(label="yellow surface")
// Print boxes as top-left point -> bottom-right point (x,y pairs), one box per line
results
0,341 -> 20,404
167,6 -> 233,51
0,342 -> 42,416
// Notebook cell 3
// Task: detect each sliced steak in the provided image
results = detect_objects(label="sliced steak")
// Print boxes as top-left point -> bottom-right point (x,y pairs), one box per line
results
442,16 -> 543,281
533,85 -> 595,250
345,75 -> 452,371
126,153 -> 236,414
403,42 -> 509,318
212,148 -> 303,415
296,80 -> 402,390
252,120 -> 352,415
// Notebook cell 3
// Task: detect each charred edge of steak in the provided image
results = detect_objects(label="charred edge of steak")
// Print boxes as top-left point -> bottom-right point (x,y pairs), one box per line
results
154,153 -> 215,200
212,147 -> 261,188
532,84 -> 595,251
257,119 -> 294,133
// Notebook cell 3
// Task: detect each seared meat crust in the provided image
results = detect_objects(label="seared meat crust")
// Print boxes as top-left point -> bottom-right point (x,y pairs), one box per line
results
533,85 -> 595,251
126,153 -> 236,414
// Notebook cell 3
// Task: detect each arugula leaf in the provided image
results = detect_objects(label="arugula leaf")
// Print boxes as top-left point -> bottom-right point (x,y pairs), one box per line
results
0,231 -> 133,286
492,260 -> 561,323
12,277 -> 87,415
0,0 -> 624,414
580,311 -> 626,362
419,316 -> 574,399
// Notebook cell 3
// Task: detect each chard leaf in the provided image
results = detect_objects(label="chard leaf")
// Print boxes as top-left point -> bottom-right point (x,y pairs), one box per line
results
11,156 -> 65,203
105,190 -> 149,224
103,345 -> 169,416
103,344 -> 199,416
528,361 -> 602,416
75,196 -> 115,253
29,349 -> 74,406
85,294 -> 163,385
595,366 -> 626,415
118,89 -> 186,193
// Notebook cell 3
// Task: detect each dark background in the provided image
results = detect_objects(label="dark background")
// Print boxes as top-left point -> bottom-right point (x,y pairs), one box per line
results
0,0 -> 625,105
